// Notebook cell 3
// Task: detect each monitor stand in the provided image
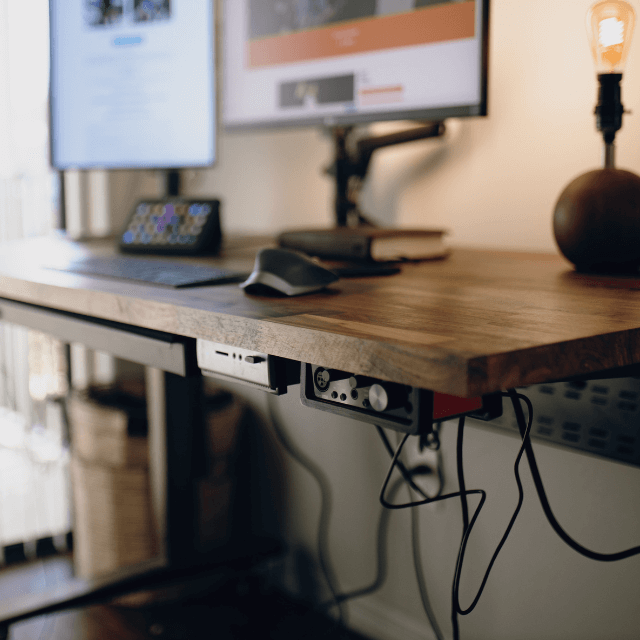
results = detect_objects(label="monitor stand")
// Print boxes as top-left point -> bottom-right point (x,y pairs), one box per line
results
165,168 -> 181,198
275,123 -> 447,264
332,122 -> 445,227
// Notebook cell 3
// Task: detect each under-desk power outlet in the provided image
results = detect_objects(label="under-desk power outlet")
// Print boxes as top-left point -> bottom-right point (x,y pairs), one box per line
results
196,340 -> 299,394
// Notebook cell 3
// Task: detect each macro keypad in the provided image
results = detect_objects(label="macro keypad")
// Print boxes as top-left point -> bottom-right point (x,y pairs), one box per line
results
119,199 -> 221,255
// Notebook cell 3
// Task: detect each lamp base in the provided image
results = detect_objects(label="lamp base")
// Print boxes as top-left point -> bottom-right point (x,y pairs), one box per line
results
553,168 -> 640,274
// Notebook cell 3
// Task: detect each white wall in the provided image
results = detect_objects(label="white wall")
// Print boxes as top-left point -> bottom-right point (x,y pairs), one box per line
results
109,0 -> 640,252
106,1 -> 640,638
178,0 -> 640,252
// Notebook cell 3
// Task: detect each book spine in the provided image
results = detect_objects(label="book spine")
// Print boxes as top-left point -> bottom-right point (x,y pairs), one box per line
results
280,234 -> 372,260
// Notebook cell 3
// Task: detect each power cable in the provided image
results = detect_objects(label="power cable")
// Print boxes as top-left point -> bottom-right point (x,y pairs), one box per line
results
378,394 -> 534,621
452,416 -> 468,640
508,389 -> 640,562
452,394 -> 532,615
376,425 -> 445,640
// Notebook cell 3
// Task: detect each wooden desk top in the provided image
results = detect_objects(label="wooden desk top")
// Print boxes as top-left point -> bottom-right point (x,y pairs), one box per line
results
2,233 -> 640,397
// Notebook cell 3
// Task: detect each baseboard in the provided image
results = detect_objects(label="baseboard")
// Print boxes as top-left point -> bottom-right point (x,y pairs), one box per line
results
346,596 -> 439,640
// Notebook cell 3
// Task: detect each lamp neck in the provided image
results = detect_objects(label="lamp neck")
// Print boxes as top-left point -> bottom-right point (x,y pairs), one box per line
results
595,73 -> 624,145
603,141 -> 616,169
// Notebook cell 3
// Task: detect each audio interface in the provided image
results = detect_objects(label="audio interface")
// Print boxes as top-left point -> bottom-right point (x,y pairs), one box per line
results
300,363 -> 501,434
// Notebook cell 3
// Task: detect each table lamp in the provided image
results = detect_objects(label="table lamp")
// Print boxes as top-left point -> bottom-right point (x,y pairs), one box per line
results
553,0 -> 640,273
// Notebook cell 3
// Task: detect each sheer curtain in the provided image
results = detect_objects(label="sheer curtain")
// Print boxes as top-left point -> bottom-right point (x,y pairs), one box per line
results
0,0 -> 71,556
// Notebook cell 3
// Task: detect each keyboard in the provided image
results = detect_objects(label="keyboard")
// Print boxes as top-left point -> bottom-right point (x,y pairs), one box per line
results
45,256 -> 249,288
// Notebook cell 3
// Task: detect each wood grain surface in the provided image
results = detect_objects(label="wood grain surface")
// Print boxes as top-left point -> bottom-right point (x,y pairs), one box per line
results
3,233 -> 640,397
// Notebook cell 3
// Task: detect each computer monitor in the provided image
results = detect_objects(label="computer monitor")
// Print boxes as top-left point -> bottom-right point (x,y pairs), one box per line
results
222,0 -> 488,129
222,0 -> 488,227
49,1 -> 216,175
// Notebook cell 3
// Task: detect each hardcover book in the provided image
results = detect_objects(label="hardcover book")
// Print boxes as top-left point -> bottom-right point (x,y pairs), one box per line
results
278,227 -> 449,262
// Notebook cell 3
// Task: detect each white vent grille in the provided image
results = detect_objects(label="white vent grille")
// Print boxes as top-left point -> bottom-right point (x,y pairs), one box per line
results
477,377 -> 640,467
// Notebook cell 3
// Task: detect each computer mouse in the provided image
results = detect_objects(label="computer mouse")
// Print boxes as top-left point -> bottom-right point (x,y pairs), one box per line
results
240,248 -> 339,296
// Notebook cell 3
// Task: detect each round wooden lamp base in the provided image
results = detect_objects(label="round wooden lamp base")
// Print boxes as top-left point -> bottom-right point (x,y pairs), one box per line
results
553,168 -> 640,273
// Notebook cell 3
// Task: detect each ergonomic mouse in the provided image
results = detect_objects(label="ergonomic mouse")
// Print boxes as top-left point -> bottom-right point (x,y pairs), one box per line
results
240,248 -> 339,296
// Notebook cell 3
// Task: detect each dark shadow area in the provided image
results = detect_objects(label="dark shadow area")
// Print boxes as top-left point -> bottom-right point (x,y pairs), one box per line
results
2,557 -> 371,640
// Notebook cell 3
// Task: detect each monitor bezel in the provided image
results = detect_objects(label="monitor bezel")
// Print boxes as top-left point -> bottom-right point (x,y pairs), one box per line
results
48,0 -> 218,171
221,0 -> 489,132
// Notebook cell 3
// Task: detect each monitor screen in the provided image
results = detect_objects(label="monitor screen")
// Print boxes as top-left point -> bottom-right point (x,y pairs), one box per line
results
50,1 -> 216,170
222,0 -> 488,129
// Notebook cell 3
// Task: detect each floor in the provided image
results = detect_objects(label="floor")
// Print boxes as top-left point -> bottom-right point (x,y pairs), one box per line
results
0,556 -> 370,640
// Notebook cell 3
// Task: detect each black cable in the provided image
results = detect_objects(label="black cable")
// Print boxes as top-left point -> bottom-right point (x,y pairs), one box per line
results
452,416 -> 468,640
456,417 -> 470,531
376,424 -> 445,500
266,396 -> 345,624
375,426 -> 432,500
378,394 -> 534,619
509,389 -> 640,562
452,393 -> 532,615
323,428 -> 443,613
379,431 -> 485,512
377,426 -> 445,639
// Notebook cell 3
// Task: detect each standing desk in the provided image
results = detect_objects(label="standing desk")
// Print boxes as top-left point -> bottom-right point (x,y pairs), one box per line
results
0,233 -> 640,627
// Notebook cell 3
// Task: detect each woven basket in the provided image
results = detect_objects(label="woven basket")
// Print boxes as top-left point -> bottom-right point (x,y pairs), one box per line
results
68,383 -> 157,580
68,382 -> 244,582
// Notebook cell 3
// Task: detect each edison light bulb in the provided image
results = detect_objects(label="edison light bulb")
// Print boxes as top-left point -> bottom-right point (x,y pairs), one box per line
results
587,0 -> 636,73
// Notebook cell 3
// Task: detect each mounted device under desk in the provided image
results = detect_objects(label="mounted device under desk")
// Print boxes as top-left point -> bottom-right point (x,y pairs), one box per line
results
2,234 -> 640,628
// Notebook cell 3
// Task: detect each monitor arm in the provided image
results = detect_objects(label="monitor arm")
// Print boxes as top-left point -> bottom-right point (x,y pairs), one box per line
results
331,121 -> 446,227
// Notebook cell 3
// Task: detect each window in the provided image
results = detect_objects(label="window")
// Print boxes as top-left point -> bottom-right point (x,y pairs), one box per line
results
0,0 -> 70,553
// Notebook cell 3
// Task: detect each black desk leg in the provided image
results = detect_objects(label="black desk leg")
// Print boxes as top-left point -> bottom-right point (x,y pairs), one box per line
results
163,370 -> 206,567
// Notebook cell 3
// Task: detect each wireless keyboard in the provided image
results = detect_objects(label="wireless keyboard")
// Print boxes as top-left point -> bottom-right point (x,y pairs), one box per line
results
46,255 -> 248,288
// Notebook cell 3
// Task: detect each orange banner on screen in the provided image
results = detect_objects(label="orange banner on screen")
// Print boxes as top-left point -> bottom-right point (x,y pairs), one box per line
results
360,85 -> 404,106
248,2 -> 475,69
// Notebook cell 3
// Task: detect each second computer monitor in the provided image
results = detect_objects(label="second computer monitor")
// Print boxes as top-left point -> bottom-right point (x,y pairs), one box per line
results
50,0 -> 216,170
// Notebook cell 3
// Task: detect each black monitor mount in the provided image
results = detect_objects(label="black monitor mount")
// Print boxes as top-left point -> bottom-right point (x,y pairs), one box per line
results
330,121 -> 445,227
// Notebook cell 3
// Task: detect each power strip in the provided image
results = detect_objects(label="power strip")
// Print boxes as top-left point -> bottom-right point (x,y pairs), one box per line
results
476,377 -> 640,467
